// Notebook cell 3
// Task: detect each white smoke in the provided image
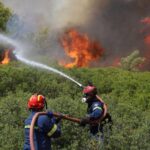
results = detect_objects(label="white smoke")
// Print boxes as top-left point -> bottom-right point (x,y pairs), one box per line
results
1,0 -> 108,61
2,0 -> 150,69
2,0 -> 107,31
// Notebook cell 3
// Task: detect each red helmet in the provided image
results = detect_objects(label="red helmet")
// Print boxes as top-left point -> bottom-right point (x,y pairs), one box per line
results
83,85 -> 97,96
28,94 -> 45,110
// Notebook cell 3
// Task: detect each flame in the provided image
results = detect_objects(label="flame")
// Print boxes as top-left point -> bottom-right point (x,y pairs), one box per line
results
144,35 -> 150,45
141,17 -> 150,25
141,17 -> 150,69
112,57 -> 121,67
1,50 -> 11,64
60,28 -> 104,68
141,17 -> 150,45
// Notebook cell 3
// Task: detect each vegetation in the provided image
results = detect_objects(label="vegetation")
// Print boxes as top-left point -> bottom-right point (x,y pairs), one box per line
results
0,2 -> 11,32
0,1 -> 12,61
0,62 -> 150,150
0,2 -> 149,149
120,50 -> 145,71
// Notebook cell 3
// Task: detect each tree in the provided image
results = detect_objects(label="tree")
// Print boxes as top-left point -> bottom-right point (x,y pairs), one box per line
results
0,2 -> 12,32
120,50 -> 145,71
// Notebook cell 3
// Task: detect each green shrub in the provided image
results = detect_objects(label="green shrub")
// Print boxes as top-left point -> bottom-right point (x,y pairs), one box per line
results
0,63 -> 149,149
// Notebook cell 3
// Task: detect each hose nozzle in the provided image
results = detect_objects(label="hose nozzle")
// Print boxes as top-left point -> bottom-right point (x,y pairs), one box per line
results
77,83 -> 85,89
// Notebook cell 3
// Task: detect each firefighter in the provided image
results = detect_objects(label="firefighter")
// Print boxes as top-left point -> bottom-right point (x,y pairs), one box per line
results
24,94 -> 61,150
80,85 -> 112,138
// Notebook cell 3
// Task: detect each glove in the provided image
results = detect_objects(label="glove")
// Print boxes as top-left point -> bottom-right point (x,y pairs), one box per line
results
55,117 -> 62,124
79,117 -> 90,127
46,111 -> 53,118
55,113 -> 63,124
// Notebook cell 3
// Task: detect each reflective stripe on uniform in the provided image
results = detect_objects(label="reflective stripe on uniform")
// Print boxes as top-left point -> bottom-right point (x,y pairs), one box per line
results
24,125 -> 39,130
93,106 -> 102,111
47,124 -> 57,137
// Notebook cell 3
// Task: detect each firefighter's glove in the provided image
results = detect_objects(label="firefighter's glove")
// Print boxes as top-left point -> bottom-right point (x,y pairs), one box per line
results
55,117 -> 62,124
79,117 -> 90,127
55,113 -> 63,124
47,111 -> 53,118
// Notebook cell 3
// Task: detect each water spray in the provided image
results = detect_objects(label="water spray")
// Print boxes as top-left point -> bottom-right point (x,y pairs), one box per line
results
16,54 -> 83,88
0,34 -> 83,88
0,34 -> 21,51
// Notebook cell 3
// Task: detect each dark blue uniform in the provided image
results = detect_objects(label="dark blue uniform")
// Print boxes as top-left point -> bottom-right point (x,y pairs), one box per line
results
87,98 -> 103,135
24,111 -> 61,150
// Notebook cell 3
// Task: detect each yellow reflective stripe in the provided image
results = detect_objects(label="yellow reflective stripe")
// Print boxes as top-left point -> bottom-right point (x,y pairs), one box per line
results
47,124 -> 57,137
93,106 -> 102,111
24,125 -> 38,129
25,125 -> 30,128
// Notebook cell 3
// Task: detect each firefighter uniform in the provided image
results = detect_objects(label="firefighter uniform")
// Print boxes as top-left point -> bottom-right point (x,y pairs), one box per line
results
24,111 -> 61,150
87,98 -> 103,135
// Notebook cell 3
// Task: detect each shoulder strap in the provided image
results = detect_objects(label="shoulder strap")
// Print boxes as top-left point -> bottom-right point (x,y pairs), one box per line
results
90,95 -> 108,125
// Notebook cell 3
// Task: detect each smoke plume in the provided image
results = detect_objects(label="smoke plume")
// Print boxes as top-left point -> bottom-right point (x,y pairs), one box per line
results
2,0 -> 150,69
3,0 -> 107,31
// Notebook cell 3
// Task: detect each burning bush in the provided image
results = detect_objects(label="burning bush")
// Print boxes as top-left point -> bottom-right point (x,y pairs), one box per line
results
60,28 -> 104,68
0,49 -> 16,64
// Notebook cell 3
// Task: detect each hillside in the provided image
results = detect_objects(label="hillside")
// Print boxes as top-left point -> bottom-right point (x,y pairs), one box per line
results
0,62 -> 150,150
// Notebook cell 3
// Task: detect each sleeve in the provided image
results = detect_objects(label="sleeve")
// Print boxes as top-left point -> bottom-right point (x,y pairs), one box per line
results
37,115 -> 61,138
89,103 -> 103,119
49,122 -> 61,138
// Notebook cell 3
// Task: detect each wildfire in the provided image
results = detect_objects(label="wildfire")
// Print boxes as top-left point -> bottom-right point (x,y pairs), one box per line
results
112,57 -> 121,67
141,17 -> 150,45
141,17 -> 150,69
141,17 -> 150,25
60,28 -> 104,68
1,50 -> 11,64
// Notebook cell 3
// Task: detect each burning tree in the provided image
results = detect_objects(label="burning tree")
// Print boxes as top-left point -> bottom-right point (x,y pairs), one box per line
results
0,3 -> 13,64
120,50 -> 145,71
1,49 -> 10,64
0,48 -> 16,64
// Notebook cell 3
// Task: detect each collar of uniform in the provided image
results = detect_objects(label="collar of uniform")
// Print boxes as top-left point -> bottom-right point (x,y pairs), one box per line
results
87,98 -> 99,107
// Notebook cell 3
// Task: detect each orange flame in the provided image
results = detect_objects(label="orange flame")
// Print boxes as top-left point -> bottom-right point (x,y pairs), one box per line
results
1,50 -> 11,64
141,17 -> 150,69
141,17 -> 150,45
112,57 -> 121,67
144,36 -> 150,45
141,17 -> 150,25
60,28 -> 104,68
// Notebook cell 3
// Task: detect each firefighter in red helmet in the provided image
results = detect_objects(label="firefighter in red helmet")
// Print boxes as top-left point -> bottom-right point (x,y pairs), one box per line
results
81,85 -> 97,103
24,94 -> 61,150
80,84 -> 112,140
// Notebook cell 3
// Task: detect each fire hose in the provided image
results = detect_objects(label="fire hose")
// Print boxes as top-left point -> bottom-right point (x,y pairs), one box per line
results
29,112 -> 81,150
29,102 -> 107,150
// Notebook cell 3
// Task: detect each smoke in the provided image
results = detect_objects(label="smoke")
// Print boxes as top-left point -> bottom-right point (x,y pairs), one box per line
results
2,0 -> 107,60
2,0 -> 150,69
3,0 -> 107,31
82,0 -> 150,67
